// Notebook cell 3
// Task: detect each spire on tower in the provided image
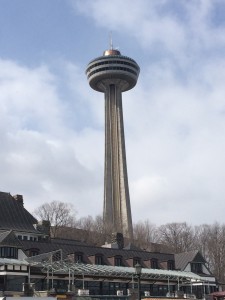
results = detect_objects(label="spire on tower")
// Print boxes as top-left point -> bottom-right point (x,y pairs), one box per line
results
109,31 -> 113,50
104,32 -> 121,56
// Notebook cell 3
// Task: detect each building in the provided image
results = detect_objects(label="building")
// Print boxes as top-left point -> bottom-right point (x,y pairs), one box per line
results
175,251 -> 216,298
86,47 -> 140,239
0,192 -> 217,297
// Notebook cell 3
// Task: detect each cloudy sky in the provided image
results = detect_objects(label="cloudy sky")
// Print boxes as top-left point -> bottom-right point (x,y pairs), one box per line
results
1,0 -> 225,226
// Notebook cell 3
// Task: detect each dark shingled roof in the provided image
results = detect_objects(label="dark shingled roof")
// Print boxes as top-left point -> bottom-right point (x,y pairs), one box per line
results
175,250 -> 206,270
20,238 -> 175,267
0,192 -> 38,233
0,230 -> 23,247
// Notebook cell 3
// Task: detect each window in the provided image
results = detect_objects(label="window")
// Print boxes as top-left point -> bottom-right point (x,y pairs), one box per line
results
0,247 -> 18,259
133,258 -> 141,267
75,253 -> 83,263
191,263 -> 202,273
167,260 -> 175,270
29,248 -> 39,256
95,255 -> 103,265
17,235 -> 22,240
115,256 -> 122,267
151,259 -> 158,269
21,265 -> 28,271
23,236 -> 28,241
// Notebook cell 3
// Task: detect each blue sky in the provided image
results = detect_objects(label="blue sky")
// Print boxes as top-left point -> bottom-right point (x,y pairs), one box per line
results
1,0 -> 225,226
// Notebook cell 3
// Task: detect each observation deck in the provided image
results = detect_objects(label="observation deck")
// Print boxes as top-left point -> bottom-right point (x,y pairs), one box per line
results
86,49 -> 140,92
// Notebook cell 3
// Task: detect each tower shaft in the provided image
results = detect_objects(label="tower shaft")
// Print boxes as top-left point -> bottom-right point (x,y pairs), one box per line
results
104,83 -> 133,239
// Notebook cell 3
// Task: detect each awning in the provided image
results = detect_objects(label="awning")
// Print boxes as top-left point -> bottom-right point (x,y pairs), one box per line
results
25,250 -> 202,282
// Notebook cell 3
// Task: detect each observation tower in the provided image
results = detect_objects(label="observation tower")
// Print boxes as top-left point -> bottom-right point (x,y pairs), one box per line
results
86,47 -> 140,239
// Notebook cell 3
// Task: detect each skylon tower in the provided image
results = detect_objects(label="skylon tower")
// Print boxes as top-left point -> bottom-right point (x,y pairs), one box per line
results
86,47 -> 140,239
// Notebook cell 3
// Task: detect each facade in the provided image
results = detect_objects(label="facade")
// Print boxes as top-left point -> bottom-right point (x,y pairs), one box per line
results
0,192 -> 218,298
86,48 -> 140,239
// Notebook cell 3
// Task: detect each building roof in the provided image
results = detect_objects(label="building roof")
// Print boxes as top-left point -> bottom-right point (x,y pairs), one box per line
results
0,230 -> 23,247
20,237 -> 174,268
175,250 -> 206,270
0,257 -> 29,266
0,192 -> 38,233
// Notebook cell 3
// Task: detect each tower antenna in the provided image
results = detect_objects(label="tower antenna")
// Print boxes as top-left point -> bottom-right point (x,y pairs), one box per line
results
109,31 -> 113,50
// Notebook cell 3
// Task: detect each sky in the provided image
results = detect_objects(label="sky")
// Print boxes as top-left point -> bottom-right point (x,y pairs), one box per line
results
1,0 -> 225,226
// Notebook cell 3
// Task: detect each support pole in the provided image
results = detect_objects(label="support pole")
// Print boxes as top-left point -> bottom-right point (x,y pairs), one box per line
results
137,274 -> 141,300
47,267 -> 49,291
68,268 -> 71,292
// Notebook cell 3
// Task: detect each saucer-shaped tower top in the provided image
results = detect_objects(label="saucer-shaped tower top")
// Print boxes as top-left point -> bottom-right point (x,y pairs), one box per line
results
86,48 -> 140,92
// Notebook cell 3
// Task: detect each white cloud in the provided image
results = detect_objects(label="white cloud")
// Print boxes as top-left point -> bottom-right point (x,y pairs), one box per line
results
73,0 -> 225,66
0,58 -> 103,218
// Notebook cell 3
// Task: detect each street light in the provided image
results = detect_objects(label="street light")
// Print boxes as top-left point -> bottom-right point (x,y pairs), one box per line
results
135,263 -> 142,300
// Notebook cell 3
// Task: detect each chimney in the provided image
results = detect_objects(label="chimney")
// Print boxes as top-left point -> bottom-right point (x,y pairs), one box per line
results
111,232 -> 124,249
37,220 -> 51,237
13,194 -> 24,206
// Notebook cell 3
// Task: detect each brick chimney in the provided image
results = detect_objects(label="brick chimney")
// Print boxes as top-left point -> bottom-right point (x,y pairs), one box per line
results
13,194 -> 24,206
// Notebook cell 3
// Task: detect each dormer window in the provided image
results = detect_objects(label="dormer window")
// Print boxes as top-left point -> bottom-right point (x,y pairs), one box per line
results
151,258 -> 158,269
28,248 -> 40,257
95,255 -> 103,265
75,252 -> 83,263
167,260 -> 175,270
133,257 -> 141,267
115,256 -> 122,266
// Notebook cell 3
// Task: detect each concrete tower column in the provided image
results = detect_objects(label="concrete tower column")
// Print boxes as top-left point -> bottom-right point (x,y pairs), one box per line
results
86,49 -> 140,239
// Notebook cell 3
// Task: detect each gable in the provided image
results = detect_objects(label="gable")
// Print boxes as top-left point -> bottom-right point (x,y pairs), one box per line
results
175,250 -> 200,270
0,230 -> 23,248
0,192 -> 38,233
192,252 -> 206,263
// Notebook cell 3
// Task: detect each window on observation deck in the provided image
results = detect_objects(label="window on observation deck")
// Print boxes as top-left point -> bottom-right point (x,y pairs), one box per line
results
87,60 -> 139,72
88,67 -> 137,78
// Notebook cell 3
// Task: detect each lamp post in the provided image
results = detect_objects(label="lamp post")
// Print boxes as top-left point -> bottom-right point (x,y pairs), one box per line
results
135,263 -> 142,300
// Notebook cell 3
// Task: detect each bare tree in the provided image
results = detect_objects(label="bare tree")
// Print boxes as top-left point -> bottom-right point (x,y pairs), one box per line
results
76,215 -> 114,245
133,220 -> 158,250
33,201 -> 77,237
203,223 -> 225,284
157,222 -> 195,253
193,224 -> 211,259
